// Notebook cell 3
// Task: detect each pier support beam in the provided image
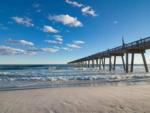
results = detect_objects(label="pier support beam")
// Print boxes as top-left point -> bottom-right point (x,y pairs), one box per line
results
103,58 -> 105,70
85,61 -> 87,67
92,59 -> 94,68
88,60 -> 90,68
130,53 -> 134,72
141,52 -> 149,72
86,61 -> 87,67
80,62 -> 82,67
113,56 -> 116,70
126,53 -> 129,73
99,59 -> 102,70
96,59 -> 98,68
82,61 -> 84,67
77,62 -> 79,67
121,55 -> 126,71
109,56 -> 112,71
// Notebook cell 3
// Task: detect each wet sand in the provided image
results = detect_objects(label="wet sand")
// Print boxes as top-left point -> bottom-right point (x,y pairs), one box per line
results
0,84 -> 150,113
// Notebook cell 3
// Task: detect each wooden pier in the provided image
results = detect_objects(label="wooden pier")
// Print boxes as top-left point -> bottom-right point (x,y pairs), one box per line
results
68,36 -> 150,73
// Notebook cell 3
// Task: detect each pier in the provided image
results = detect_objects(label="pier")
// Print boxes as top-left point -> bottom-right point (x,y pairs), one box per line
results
68,36 -> 150,73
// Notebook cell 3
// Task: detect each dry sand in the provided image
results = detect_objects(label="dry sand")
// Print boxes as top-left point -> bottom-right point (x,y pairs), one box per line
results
0,84 -> 150,113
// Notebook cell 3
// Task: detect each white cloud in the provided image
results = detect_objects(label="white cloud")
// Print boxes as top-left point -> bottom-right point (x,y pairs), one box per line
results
41,48 -> 59,53
65,0 -> 97,17
66,40 -> 85,49
67,43 -> 81,49
73,40 -> 85,44
6,39 -> 34,46
0,46 -> 35,55
12,17 -> 34,27
65,0 -> 83,7
45,35 -> 63,45
49,14 -> 83,27
62,47 -> 72,51
55,37 -> 63,42
45,40 -> 62,44
81,6 -> 97,17
54,35 -> 63,39
26,47 -> 40,53
54,35 -> 63,42
25,50 -> 37,55
0,46 -> 24,55
53,46 -> 60,49
43,25 -> 59,33
19,40 -> 34,46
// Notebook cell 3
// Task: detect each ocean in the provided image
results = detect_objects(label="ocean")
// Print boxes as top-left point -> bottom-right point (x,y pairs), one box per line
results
0,64 -> 150,90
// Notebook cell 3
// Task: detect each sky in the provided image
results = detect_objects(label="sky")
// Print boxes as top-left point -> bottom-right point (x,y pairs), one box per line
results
0,0 -> 150,64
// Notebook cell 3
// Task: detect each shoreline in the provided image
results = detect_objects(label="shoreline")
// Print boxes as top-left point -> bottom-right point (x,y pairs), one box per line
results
0,84 -> 150,113
0,79 -> 150,91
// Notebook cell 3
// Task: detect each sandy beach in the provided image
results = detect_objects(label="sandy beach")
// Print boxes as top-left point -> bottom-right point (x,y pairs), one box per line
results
0,84 -> 150,113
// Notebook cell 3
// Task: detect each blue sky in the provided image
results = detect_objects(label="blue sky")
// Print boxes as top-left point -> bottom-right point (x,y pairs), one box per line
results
0,0 -> 150,64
